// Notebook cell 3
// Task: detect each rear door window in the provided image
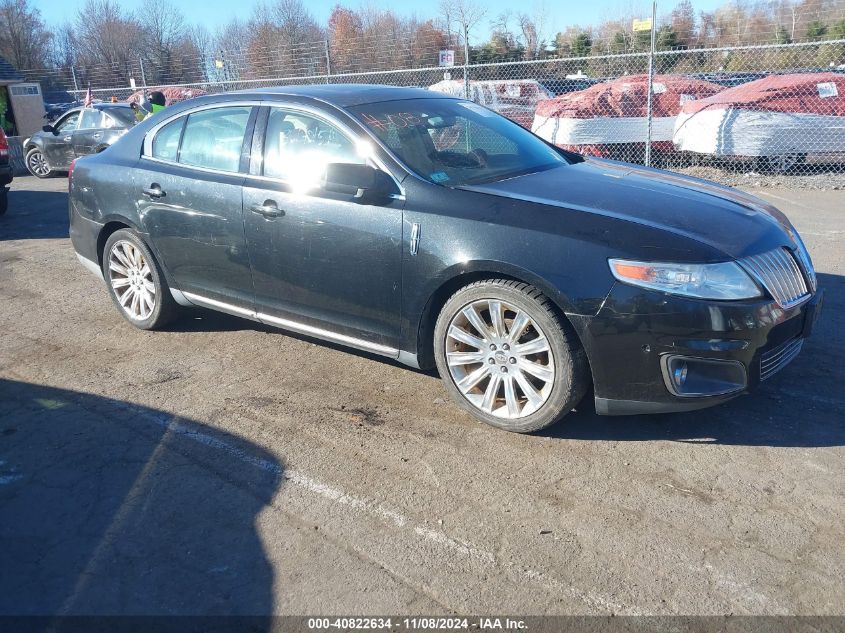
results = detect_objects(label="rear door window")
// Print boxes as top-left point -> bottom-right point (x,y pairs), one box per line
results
78,109 -> 105,130
178,106 -> 252,173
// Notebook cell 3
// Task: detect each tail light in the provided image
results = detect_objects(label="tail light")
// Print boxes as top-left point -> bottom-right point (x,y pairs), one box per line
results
68,158 -> 77,184
0,129 -> 8,158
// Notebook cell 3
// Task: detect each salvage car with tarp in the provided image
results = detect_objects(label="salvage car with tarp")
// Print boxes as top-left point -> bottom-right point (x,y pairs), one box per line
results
531,74 -> 723,161
429,79 -> 552,129
673,72 -> 845,172
126,86 -> 208,107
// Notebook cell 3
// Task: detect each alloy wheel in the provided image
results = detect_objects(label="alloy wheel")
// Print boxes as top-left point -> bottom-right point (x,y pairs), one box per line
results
108,240 -> 156,321
27,150 -> 50,177
769,153 -> 800,173
445,299 -> 555,419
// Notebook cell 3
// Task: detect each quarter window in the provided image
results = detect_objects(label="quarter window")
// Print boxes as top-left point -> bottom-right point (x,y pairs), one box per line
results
152,117 -> 184,161
179,106 -> 251,173
263,108 -> 364,181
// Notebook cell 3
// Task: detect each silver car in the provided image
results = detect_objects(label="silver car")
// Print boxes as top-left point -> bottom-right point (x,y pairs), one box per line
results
23,103 -> 136,178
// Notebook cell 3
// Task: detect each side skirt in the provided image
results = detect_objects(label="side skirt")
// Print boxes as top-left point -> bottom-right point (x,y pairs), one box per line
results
181,290 -> 406,362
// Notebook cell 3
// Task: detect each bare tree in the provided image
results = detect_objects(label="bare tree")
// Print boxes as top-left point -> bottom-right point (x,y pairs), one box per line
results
0,0 -> 52,70
440,0 -> 487,61
73,0 -> 145,86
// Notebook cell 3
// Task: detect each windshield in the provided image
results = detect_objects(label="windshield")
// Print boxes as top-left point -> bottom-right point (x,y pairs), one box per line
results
349,98 -> 569,186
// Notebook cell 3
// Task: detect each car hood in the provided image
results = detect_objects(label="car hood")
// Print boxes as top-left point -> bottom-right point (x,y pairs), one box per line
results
460,158 -> 796,260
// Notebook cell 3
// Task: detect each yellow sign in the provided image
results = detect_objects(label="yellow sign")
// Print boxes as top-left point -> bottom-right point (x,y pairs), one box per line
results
633,18 -> 653,32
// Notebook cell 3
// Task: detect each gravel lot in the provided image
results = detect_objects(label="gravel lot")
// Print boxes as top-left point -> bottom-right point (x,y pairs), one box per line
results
1,175 -> 843,616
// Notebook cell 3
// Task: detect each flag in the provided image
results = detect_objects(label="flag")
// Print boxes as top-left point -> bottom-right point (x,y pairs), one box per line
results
83,84 -> 93,107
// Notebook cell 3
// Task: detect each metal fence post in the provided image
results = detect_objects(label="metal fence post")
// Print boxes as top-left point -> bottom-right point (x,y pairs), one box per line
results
463,25 -> 470,100
644,0 -> 657,167
324,40 -> 332,84
139,57 -> 147,88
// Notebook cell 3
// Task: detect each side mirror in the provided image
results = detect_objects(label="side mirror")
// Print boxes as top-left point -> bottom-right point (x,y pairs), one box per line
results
42,125 -> 55,134
322,163 -> 396,203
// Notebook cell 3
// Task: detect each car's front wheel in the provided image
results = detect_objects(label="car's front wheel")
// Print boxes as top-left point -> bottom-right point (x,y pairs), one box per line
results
102,229 -> 179,330
434,279 -> 589,433
25,148 -> 53,178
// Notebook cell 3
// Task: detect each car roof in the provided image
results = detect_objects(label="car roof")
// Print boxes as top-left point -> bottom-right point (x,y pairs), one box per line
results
93,103 -> 133,110
233,84 -> 453,107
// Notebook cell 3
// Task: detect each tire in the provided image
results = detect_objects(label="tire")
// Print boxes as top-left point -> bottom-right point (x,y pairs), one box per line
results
0,189 -> 7,216
434,279 -> 589,433
102,229 -> 180,330
25,147 -> 54,178
759,153 -> 805,174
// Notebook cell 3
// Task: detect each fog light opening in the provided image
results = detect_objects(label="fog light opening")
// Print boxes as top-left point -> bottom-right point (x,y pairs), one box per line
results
673,362 -> 688,389
661,355 -> 747,398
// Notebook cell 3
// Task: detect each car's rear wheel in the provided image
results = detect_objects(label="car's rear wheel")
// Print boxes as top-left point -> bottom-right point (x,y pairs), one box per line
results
102,229 -> 179,330
25,148 -> 53,178
760,152 -> 805,174
434,279 -> 589,433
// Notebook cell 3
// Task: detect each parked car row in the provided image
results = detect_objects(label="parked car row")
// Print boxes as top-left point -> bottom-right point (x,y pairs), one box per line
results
431,73 -> 845,173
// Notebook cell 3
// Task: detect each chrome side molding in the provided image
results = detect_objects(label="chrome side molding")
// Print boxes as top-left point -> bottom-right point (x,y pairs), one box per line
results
409,222 -> 421,256
181,291 -> 399,358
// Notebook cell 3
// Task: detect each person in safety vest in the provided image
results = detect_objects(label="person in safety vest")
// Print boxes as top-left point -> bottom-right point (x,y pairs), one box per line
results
136,91 -> 167,121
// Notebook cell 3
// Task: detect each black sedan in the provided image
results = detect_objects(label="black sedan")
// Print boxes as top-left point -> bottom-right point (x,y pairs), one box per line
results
23,103 -> 136,178
68,85 -> 822,433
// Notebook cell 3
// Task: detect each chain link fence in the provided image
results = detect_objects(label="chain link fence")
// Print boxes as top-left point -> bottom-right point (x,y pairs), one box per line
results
17,36 -> 845,184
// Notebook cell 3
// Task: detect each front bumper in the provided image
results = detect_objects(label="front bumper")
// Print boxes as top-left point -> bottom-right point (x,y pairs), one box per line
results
570,283 -> 823,416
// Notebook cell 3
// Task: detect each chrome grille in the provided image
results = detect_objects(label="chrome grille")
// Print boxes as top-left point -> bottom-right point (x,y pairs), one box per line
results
739,248 -> 810,308
760,337 -> 804,380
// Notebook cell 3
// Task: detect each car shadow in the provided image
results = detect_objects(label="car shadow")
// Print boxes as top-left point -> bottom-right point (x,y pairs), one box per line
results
0,188 -> 70,241
541,271 -> 845,448
0,378 -> 281,622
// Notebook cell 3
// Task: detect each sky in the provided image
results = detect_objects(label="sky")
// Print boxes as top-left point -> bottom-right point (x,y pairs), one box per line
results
32,0 -> 727,40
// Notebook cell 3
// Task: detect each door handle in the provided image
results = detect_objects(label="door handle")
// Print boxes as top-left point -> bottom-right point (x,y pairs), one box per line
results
250,200 -> 284,218
142,184 -> 165,199
93,132 -> 103,139
63,136 -> 72,142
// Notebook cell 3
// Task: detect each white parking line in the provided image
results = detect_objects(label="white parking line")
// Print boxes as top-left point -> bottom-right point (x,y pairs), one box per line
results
115,400 -> 644,615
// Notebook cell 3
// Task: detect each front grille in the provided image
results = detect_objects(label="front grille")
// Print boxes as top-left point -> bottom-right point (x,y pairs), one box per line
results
739,247 -> 810,308
760,336 -> 804,380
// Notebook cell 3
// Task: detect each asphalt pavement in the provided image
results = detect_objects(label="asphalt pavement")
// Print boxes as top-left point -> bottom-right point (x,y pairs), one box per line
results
1,175 -> 843,616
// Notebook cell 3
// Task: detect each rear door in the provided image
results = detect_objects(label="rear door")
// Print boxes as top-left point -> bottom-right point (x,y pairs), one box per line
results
135,104 -> 258,309
242,105 -> 404,352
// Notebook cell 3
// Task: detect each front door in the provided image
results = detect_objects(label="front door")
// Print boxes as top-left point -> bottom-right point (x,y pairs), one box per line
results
43,110 -> 79,169
72,108 -> 105,157
242,106 -> 403,351
135,105 -> 257,308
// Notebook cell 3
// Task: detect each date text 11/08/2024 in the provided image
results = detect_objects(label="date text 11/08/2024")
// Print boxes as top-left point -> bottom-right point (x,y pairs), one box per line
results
307,617 -> 527,630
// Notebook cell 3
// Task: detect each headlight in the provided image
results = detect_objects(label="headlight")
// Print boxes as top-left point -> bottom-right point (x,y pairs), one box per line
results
609,258 -> 762,300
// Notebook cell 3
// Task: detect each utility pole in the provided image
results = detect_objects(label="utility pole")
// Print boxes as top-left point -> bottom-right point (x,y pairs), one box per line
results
324,40 -> 332,84
644,0 -> 658,167
463,24 -> 470,100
